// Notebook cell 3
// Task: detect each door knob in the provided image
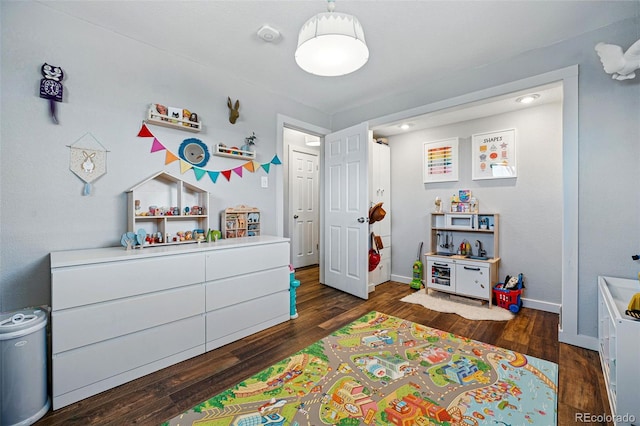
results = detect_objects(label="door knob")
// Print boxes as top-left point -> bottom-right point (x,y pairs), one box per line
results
358,217 -> 368,223
293,215 -> 299,219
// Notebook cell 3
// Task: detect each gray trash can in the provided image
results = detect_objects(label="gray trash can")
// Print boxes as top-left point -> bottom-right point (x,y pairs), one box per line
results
0,308 -> 50,426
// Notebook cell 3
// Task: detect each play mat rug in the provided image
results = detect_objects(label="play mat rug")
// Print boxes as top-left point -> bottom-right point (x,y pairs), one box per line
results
163,311 -> 557,426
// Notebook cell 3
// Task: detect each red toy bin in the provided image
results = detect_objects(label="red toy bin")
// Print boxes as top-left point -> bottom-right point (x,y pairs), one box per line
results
493,284 -> 523,313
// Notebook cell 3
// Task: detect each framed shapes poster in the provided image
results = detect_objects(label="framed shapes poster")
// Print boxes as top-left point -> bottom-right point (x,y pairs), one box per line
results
472,128 -> 517,180
423,138 -> 459,183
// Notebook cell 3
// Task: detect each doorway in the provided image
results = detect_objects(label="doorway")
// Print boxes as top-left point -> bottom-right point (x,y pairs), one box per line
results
287,140 -> 319,268
280,121 -> 329,272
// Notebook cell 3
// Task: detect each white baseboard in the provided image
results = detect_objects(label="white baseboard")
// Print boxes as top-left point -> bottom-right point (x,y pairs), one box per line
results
392,274 -> 562,315
391,274 -> 413,284
521,297 -> 561,314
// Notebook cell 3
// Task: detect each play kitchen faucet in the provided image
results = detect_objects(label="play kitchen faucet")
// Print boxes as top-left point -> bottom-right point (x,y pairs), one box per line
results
475,240 -> 486,257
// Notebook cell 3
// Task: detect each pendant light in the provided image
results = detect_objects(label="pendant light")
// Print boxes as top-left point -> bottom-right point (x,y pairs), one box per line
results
295,0 -> 369,77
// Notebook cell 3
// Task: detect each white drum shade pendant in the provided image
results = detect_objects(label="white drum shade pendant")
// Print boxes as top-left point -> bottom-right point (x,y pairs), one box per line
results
295,0 -> 369,77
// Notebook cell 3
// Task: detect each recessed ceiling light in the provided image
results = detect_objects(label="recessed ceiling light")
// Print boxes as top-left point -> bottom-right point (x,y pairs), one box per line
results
305,136 -> 321,146
516,94 -> 540,104
399,123 -> 413,131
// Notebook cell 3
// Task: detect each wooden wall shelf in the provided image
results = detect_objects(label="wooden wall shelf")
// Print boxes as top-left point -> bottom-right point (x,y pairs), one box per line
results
146,105 -> 201,133
214,144 -> 255,160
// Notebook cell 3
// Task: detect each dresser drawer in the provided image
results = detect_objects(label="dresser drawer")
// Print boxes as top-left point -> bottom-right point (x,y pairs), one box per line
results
52,284 -> 205,353
52,253 -> 205,310
205,266 -> 289,311
53,314 -> 204,398
205,291 -> 289,344
205,242 -> 288,281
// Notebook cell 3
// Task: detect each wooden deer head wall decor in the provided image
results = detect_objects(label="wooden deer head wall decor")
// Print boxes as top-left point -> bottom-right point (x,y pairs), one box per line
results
227,97 -> 240,124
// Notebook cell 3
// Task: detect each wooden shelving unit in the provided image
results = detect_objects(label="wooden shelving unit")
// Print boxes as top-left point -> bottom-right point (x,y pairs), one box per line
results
222,206 -> 260,238
214,144 -> 256,160
146,105 -> 201,133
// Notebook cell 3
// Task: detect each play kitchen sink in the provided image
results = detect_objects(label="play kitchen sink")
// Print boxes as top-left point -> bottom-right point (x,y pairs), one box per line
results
426,211 -> 500,305
466,255 -> 489,260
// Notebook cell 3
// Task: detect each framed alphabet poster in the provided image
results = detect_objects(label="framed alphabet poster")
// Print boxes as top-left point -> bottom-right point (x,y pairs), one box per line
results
472,128 -> 517,180
423,138 -> 459,183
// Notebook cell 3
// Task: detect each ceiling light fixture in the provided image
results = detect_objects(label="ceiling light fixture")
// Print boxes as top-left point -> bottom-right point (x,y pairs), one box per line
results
295,0 -> 369,77
305,136 -> 321,146
399,123 -> 413,131
516,94 -> 540,104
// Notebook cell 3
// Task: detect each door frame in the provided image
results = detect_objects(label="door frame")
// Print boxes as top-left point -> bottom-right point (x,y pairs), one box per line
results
277,114 -> 331,279
288,143 -> 320,268
366,66 -> 581,348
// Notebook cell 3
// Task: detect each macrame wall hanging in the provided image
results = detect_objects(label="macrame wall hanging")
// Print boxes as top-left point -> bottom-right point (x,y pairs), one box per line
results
68,133 -> 108,195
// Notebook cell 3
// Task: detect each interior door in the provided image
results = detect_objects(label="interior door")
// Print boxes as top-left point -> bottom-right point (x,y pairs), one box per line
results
289,145 -> 319,268
322,122 -> 370,299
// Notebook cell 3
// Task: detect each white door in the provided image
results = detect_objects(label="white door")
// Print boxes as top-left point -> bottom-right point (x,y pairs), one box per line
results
323,122 -> 369,299
289,145 -> 319,268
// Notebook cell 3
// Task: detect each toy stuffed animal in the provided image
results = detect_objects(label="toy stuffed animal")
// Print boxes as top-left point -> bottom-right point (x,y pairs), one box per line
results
504,274 -> 522,290
625,292 -> 640,319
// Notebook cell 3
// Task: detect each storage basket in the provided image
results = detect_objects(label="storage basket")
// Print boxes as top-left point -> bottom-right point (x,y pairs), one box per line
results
493,274 -> 524,313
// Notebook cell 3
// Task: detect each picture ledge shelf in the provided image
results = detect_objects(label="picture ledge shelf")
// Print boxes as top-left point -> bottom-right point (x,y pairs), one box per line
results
214,144 -> 256,159
146,106 -> 201,133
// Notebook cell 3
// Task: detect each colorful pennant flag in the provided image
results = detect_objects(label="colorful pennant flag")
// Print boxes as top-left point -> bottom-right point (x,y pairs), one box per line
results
137,123 -> 281,184
137,123 -> 154,138
151,138 -> 165,153
165,151 -> 179,165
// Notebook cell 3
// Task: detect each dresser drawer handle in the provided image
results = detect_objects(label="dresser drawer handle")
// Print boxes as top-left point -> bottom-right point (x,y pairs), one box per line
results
463,266 -> 481,271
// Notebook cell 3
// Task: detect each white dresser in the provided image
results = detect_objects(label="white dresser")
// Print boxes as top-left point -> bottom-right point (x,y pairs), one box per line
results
50,236 -> 290,409
597,276 -> 640,426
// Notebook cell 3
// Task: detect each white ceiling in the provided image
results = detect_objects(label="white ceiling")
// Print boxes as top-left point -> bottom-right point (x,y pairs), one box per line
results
372,81 -> 563,137
38,1 -> 636,116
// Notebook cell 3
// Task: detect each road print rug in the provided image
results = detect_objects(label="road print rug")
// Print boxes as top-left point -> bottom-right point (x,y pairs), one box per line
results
163,311 -> 557,425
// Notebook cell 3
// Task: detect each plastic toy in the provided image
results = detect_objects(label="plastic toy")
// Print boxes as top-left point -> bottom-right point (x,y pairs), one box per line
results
410,242 -> 423,290
493,273 -> 524,313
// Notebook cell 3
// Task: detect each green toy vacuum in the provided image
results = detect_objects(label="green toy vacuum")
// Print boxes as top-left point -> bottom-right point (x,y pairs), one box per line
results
410,242 -> 424,290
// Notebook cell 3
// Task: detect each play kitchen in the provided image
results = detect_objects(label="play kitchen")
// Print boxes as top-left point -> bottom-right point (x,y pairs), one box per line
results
425,210 -> 500,306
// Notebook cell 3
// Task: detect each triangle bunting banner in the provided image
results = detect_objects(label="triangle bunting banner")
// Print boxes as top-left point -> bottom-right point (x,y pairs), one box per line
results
179,160 -> 193,174
193,167 -> 207,181
138,126 -> 280,184
165,150 -> 179,165
137,123 -> 154,138
150,138 -> 165,153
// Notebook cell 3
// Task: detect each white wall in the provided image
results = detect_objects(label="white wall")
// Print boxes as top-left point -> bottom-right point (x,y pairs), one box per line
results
389,102 -> 562,308
334,16 -> 640,339
0,2 -> 330,311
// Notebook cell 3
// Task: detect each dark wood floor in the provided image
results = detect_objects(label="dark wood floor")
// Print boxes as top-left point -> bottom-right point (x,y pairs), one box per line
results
37,266 -> 611,425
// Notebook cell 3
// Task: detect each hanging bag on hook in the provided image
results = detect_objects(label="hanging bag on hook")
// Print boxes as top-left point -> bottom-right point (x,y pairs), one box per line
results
368,232 -> 381,272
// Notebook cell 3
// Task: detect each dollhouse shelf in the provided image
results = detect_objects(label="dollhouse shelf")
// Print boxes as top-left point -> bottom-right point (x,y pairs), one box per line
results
146,106 -> 201,133
214,144 -> 256,160
126,171 -> 209,247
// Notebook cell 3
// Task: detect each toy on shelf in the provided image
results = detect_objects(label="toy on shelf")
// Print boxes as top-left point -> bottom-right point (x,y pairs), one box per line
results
146,103 -> 201,132
451,190 -> 478,213
214,143 -> 256,159
223,205 -> 260,238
